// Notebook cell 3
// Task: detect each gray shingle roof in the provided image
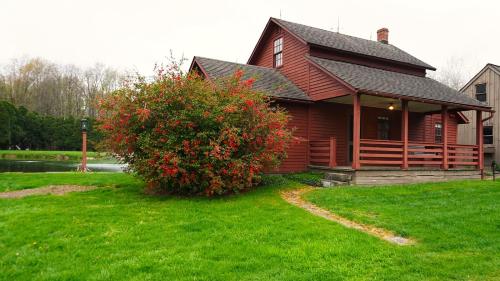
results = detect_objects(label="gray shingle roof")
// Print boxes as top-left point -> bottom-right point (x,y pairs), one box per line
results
491,64 -> 500,73
309,56 -> 489,108
194,57 -> 310,101
273,18 -> 435,70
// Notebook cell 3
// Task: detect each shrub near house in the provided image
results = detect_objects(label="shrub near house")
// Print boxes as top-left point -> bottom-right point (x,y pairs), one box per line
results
98,66 -> 292,196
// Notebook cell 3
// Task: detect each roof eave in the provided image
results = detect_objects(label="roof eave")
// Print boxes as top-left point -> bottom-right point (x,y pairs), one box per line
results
308,43 -> 436,71
460,63 -> 500,92
358,89 -> 493,112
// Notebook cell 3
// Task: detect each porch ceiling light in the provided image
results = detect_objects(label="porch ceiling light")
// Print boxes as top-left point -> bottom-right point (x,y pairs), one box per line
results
388,103 -> 395,110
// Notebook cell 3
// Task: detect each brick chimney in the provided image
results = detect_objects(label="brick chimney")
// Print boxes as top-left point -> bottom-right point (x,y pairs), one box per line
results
377,28 -> 389,44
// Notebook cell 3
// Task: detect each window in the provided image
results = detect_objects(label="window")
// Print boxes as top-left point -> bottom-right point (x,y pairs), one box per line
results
484,126 -> 493,144
475,83 -> 487,102
273,37 -> 283,67
434,122 -> 442,143
377,116 -> 390,140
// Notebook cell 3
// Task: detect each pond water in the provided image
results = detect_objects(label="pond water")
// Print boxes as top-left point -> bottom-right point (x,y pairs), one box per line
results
0,159 -> 127,173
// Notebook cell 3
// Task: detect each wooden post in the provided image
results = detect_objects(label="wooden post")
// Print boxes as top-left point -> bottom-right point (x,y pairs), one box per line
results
442,105 -> 448,170
329,137 -> 337,168
476,110 -> 484,178
401,100 -> 409,170
82,130 -> 87,172
352,93 -> 361,169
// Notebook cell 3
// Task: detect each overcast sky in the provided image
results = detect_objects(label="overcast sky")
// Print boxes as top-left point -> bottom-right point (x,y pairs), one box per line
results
2,0 -> 499,78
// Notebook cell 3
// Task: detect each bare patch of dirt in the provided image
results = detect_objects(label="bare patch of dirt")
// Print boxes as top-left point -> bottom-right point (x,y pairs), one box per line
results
0,185 -> 97,199
281,187 -> 415,246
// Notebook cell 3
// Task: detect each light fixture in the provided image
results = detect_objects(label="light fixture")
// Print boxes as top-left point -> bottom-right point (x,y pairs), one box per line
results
388,103 -> 395,110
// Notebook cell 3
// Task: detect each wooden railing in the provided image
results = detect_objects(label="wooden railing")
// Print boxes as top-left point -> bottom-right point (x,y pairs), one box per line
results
407,142 -> 444,166
359,139 -> 478,168
360,139 -> 403,166
309,137 -> 336,168
448,144 -> 479,166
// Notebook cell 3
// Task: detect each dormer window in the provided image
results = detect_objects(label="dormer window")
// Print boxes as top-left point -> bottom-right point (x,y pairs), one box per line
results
273,37 -> 283,67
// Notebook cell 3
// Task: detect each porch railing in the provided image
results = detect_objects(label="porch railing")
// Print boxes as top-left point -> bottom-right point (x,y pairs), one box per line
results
359,139 -> 479,168
307,138 -> 479,169
309,137 -> 337,168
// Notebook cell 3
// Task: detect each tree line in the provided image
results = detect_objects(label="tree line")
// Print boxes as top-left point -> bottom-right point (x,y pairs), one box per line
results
0,101 -> 101,150
0,57 -> 122,118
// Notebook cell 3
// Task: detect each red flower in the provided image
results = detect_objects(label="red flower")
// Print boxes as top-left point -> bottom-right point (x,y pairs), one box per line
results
136,108 -> 151,122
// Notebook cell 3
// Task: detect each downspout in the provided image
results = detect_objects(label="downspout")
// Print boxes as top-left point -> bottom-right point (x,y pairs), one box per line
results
480,111 -> 495,179
482,111 -> 495,123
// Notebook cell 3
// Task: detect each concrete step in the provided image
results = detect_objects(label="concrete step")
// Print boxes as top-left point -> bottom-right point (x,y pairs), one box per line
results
325,172 -> 352,182
321,179 -> 348,187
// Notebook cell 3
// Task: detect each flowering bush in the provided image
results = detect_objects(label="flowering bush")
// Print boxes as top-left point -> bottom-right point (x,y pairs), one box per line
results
97,64 -> 293,196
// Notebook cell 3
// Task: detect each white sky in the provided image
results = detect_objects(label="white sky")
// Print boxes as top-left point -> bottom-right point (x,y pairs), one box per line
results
2,0 -> 499,78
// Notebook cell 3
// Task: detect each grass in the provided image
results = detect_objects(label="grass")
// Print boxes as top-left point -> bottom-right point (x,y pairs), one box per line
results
0,150 -> 107,161
306,180 -> 500,280
0,173 -> 499,280
0,172 -> 140,192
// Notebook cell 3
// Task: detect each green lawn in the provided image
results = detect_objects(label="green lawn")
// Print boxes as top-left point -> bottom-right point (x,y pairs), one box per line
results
0,150 -> 107,161
0,173 -> 499,280
306,181 -> 500,280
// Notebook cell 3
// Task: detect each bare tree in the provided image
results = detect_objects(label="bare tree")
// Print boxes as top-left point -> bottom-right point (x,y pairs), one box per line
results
0,57 -> 122,118
430,56 -> 469,90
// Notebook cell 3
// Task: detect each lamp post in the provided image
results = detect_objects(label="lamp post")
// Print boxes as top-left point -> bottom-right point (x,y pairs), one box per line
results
81,118 -> 89,172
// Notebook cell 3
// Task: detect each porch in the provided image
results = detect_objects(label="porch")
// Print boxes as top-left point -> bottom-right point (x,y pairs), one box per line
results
306,92 -> 490,179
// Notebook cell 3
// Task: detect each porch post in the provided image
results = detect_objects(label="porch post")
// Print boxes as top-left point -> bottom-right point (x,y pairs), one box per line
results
476,110 -> 484,176
401,100 -> 409,169
442,105 -> 448,170
352,93 -> 361,169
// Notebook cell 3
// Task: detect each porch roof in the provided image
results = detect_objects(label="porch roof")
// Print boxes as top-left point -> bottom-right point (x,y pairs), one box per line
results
309,56 -> 491,110
192,57 -> 310,101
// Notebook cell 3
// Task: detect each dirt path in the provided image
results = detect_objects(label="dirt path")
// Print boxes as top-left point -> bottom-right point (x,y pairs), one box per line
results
0,185 -> 97,199
281,187 -> 415,246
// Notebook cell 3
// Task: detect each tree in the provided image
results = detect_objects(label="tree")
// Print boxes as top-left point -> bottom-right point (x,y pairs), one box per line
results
431,56 -> 469,90
0,57 -> 122,118
97,65 -> 293,196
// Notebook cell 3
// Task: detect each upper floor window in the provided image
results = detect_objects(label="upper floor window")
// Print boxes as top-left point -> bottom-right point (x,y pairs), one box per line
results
377,116 -> 390,140
475,83 -> 487,102
484,126 -> 493,144
273,37 -> 283,68
434,122 -> 442,143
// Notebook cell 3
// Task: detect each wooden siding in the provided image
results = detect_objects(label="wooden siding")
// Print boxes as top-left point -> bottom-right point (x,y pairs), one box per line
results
310,46 -> 427,77
251,23 -> 310,92
308,64 -> 352,100
275,102 -> 309,172
309,102 -> 351,166
459,66 -> 500,161
425,114 -> 458,144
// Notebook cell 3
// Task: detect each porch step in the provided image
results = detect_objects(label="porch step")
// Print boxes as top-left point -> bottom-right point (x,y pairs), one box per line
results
320,179 -> 348,187
325,172 -> 352,182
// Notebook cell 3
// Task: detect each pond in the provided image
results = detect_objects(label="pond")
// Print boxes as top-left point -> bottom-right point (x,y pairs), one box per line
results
0,159 -> 127,173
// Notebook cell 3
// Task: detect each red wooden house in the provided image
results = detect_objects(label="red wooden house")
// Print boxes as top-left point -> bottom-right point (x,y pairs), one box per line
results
189,18 -> 492,184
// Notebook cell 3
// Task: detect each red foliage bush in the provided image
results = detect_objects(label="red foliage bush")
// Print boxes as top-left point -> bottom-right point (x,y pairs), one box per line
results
97,64 -> 293,196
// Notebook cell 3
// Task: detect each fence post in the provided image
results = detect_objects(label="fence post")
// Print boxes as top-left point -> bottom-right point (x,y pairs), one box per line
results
329,137 -> 337,168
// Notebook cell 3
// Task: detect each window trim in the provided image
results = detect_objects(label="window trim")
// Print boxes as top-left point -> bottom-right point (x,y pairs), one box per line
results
475,83 -> 487,102
434,122 -> 442,143
273,37 -> 283,68
483,125 -> 493,145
